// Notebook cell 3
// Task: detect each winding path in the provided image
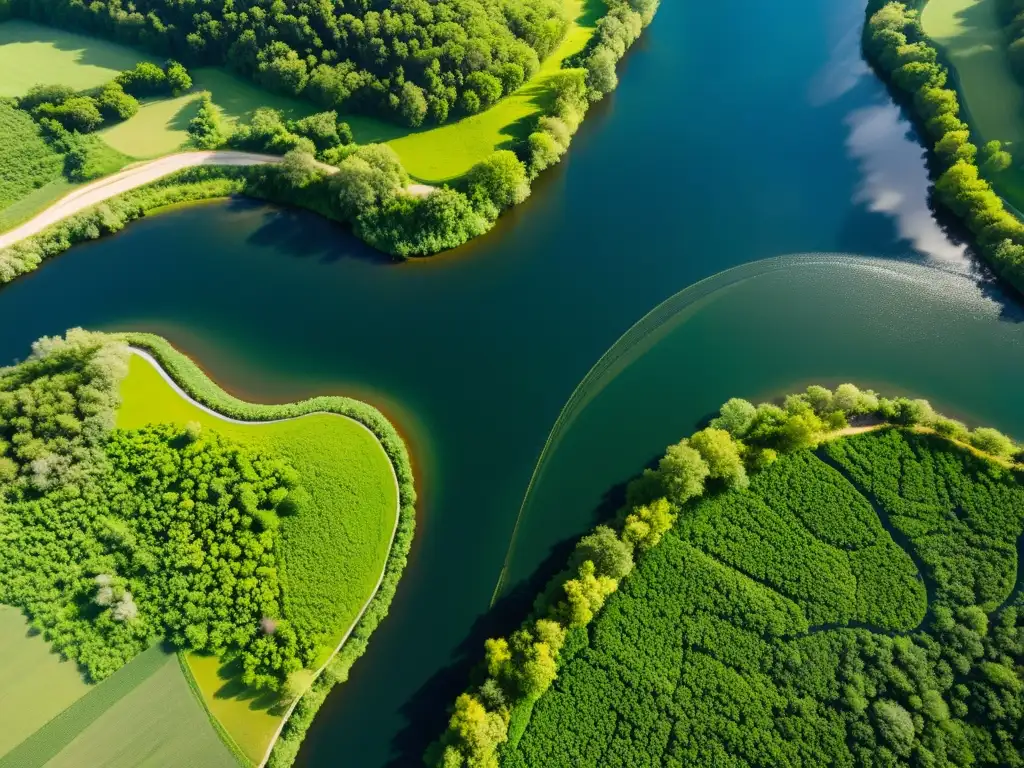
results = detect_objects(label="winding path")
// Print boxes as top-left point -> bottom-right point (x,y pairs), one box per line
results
127,348 -> 401,768
0,150 -> 435,250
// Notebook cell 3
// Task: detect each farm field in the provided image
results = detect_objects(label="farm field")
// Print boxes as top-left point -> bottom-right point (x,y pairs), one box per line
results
116,353 -> 399,756
0,642 -> 233,768
0,606 -> 91,758
505,429 -> 1024,765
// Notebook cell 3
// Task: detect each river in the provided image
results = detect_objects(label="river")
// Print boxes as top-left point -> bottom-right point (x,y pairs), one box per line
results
0,0 -> 1022,765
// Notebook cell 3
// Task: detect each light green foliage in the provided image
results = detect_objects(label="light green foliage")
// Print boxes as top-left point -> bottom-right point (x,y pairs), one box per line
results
464,150 -> 530,219
710,397 -> 756,437
657,440 -> 709,505
570,525 -> 634,579
969,426 -> 1016,458
689,427 -> 748,489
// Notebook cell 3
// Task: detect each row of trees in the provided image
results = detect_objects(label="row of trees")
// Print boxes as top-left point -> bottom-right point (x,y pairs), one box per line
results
865,3 -> 1024,294
431,381 -> 1024,766
7,0 -> 568,126
0,329 -> 316,692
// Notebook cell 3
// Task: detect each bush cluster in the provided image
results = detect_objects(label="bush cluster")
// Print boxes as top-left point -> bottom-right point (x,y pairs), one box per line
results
865,3 -> 1024,293
8,0 -> 567,127
17,60 -> 191,134
430,382 -> 1023,766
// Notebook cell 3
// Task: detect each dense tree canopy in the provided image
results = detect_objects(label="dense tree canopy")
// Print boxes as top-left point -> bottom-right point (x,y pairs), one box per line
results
9,0 -> 570,125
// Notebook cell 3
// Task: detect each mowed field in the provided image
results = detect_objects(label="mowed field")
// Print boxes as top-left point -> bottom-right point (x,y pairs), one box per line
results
0,606 -> 91,758
922,0 -> 1024,145
116,354 -> 398,760
0,638 -> 235,768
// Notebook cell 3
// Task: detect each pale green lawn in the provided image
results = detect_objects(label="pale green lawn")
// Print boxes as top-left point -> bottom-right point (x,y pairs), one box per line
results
387,0 -> 604,181
0,606 -> 91,759
183,652 -> 282,765
0,20 -> 155,97
922,0 -> 1024,145
117,355 -> 397,762
41,649 -> 237,768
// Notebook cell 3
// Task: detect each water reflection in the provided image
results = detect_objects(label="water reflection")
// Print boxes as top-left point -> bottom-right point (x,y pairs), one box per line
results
846,103 -> 969,264
808,2 -> 869,106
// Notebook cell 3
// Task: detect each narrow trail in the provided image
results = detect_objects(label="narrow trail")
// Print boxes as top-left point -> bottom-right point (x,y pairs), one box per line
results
127,348 -> 401,768
0,150 -> 435,250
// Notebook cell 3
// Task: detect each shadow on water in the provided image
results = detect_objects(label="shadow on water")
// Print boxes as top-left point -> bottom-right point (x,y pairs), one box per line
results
229,197 -> 395,266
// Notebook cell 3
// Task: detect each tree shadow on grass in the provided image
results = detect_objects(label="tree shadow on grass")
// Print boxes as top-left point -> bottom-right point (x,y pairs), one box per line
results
0,19 -> 152,71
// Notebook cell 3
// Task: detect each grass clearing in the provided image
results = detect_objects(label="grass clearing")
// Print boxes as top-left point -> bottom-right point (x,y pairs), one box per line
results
922,0 -> 1024,145
385,0 -> 604,181
116,355 -> 397,756
98,94 -> 202,158
0,606 -> 91,759
39,647 -> 238,768
183,652 -> 283,765
0,20 -> 156,97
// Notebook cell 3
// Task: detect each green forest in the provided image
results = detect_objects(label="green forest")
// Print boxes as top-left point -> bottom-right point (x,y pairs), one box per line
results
431,385 -> 1024,767
0,329 -> 318,694
3,0 -> 575,126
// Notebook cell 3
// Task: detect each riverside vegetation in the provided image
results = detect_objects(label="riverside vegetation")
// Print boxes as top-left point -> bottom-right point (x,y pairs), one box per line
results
431,383 -> 1024,767
0,0 -> 658,262
0,329 -> 415,768
864,2 -> 1024,293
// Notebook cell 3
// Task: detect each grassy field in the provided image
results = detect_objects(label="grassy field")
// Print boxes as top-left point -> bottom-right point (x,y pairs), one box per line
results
38,648 -> 238,768
0,20 -> 155,97
0,643 -> 234,768
386,0 -> 604,181
183,652 -> 283,765
0,606 -> 91,759
116,355 -> 398,758
922,0 -> 1024,145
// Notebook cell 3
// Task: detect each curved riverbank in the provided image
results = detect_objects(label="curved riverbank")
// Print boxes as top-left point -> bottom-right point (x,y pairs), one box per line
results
117,334 -> 417,768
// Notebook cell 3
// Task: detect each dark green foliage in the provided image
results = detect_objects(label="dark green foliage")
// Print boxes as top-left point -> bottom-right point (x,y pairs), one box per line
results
865,2 -> 1024,295
826,430 -> 1024,610
0,331 -> 312,690
506,430 -> 1024,766
10,0 -> 570,126
115,61 -> 168,96
95,82 -> 139,121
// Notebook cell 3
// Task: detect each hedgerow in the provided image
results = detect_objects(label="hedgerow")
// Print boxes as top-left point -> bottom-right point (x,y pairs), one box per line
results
431,382 -> 1024,767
